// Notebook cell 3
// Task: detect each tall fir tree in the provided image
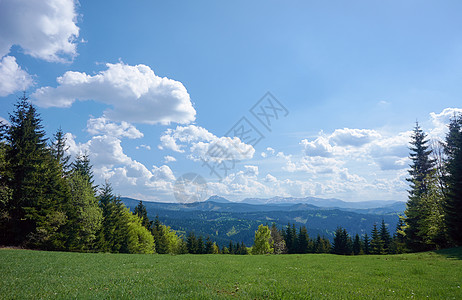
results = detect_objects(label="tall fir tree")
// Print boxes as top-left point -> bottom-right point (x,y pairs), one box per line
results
370,223 -> 385,255
404,122 -> 435,251
2,95 -> 70,247
443,115 -> 462,245
379,219 -> 392,254
134,201 -> 151,231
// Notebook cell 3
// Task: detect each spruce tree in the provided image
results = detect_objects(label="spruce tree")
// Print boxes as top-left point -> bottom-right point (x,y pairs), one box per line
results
443,115 -> 462,245
363,233 -> 370,255
353,234 -> 362,255
379,219 -> 392,254
3,96 -> 69,247
134,201 -> 151,230
370,223 -> 385,255
297,226 -> 309,254
404,122 -> 435,251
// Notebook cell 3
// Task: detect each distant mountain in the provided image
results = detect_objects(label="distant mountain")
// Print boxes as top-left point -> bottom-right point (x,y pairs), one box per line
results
240,196 -> 403,210
121,196 -> 405,247
206,195 -> 232,203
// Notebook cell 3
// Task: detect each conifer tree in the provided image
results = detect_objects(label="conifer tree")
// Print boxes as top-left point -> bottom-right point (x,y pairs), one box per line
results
353,234 -> 362,255
2,95 -> 69,247
363,233 -> 370,255
443,115 -> 462,245
379,219 -> 392,254
134,201 -> 151,230
297,226 -> 309,254
404,122 -> 435,251
370,223 -> 385,255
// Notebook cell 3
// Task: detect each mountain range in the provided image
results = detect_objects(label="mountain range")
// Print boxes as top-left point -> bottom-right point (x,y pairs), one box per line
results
121,196 -> 406,247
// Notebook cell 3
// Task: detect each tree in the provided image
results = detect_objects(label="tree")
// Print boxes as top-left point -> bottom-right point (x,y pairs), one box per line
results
379,219 -> 392,254
363,233 -> 370,255
370,223 -> 385,255
2,96 -> 70,247
297,226 -> 309,254
404,122 -> 435,251
64,171 -> 102,251
50,127 -> 71,173
353,234 -> 362,255
270,223 -> 286,254
134,201 -> 151,231
443,115 -> 462,245
332,227 -> 352,255
252,224 -> 273,255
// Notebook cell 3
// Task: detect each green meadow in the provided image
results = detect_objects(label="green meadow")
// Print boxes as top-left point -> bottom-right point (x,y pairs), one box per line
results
1,248 -> 461,299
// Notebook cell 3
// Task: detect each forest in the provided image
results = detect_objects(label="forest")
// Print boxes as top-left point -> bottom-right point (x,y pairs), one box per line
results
0,95 -> 461,255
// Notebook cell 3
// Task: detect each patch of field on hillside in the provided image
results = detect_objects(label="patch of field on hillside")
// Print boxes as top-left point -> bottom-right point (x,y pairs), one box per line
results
1,248 -> 461,299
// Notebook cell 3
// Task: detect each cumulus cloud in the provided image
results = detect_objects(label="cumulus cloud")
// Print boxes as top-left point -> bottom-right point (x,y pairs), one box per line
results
164,155 -> 176,163
87,117 -> 143,139
301,136 -> 333,157
0,0 -> 79,62
0,56 -> 34,96
329,128 -> 382,147
160,125 -> 255,162
32,62 -> 196,125
430,107 -> 462,139
65,132 -> 176,200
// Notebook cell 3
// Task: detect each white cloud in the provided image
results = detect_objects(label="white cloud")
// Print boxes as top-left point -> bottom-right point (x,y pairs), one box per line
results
301,136 -> 333,157
32,62 -> 196,125
160,125 -> 255,163
429,107 -> 462,139
0,0 -> 79,62
136,145 -> 151,151
0,56 -> 34,96
329,128 -> 381,147
87,117 -> 143,139
65,132 -> 176,200
164,155 -> 176,163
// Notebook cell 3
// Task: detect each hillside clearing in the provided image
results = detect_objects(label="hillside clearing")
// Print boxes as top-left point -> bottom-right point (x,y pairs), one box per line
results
1,248 -> 461,299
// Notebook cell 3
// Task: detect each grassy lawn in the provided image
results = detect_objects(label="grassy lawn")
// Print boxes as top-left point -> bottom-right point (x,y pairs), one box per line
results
1,248 -> 461,299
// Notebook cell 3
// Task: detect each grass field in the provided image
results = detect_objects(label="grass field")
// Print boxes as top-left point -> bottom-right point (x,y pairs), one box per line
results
1,248 -> 461,299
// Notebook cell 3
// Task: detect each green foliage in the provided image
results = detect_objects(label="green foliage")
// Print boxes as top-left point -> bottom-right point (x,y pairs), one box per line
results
252,224 -> 273,255
443,115 -> 462,246
64,171 -> 102,251
126,210 -> 155,254
370,223 -> 385,255
134,201 -> 151,230
1,96 -> 71,248
332,227 -> 352,255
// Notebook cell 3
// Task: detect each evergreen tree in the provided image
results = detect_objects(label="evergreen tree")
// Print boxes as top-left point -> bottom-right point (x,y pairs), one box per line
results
379,219 -> 392,254
363,233 -> 370,255
353,234 -> 362,255
404,122 -> 435,251
2,96 -> 69,247
297,226 -> 309,254
50,127 -> 70,173
370,223 -> 385,255
443,115 -> 462,246
332,227 -> 352,255
64,171 -> 102,251
134,201 -> 151,231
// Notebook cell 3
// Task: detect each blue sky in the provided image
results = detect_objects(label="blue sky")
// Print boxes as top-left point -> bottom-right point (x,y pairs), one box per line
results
1,0 -> 461,203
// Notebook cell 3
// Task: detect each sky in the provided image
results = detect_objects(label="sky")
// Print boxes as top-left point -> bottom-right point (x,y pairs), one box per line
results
1,0 -> 461,203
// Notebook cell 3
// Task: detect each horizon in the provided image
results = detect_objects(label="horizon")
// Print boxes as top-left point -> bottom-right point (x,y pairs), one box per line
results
1,1 -> 462,203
